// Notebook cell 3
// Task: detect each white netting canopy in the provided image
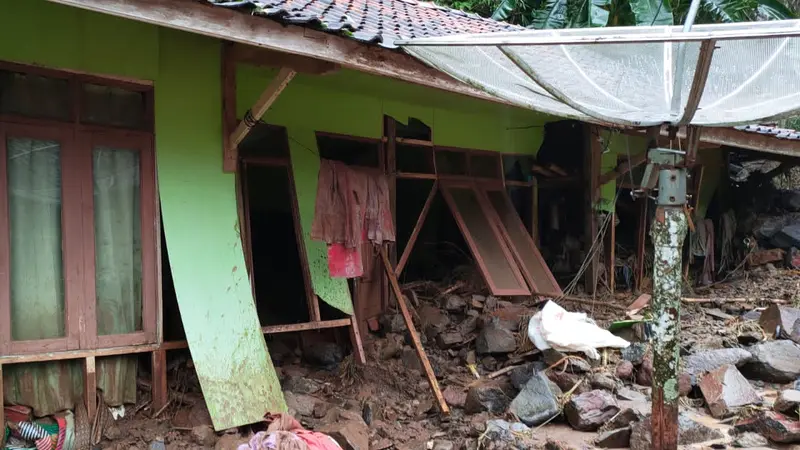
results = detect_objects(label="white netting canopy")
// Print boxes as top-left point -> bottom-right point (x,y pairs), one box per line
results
396,20 -> 800,127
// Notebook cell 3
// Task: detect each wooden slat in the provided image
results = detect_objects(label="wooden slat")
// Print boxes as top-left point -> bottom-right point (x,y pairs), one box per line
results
597,152 -> 648,186
230,67 -> 296,148
348,317 -> 367,365
380,248 -> 449,414
395,181 -> 438,277
84,356 -> 97,421
151,350 -> 168,412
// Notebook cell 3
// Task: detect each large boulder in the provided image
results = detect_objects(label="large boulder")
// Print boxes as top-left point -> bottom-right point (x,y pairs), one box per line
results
698,365 -> 761,418
683,348 -> 753,376
508,372 -> 560,427
740,340 -> 800,383
465,380 -> 510,414
475,319 -> 517,355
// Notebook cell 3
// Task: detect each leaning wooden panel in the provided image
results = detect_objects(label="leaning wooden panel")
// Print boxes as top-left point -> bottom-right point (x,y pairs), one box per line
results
479,185 -> 562,295
439,182 -> 530,296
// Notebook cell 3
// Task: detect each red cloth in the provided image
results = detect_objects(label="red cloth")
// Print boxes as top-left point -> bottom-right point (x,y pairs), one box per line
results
327,243 -> 363,278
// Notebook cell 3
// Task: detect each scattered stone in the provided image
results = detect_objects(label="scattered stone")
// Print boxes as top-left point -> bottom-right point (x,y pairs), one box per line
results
214,434 -> 246,450
509,371 -> 560,427
738,331 -> 762,346
704,308 -> 736,321
283,376 -> 323,395
459,316 -> 478,335
636,353 -> 653,386
542,349 -> 591,373
470,295 -> 486,309
590,373 -> 617,392
683,348 -> 753,376
318,408 -> 370,450
748,248 -> 786,266
482,420 -> 534,450
191,425 -> 217,447
431,440 -> 454,450
303,342 -> 344,369
564,390 -> 620,431
615,361 -> 634,380
600,408 -> 643,431
464,380 -> 509,414
699,365 -> 762,418
759,304 -> 800,339
741,340 -> 800,383
742,310 -> 763,321
475,319 -> 517,354
442,386 -> 467,409
380,313 -> 406,333
678,372 -> 693,397
442,295 -> 466,311
616,387 -> 648,403
150,441 -> 166,450
733,431 -> 769,448
774,389 -> 800,415
314,401 -> 333,419
483,296 -> 498,311
420,304 -> 451,334
402,347 -> 423,372
595,427 -> 631,448
481,356 -> 498,371
734,411 -> 800,443
283,391 -> 317,417
509,363 -> 535,390
622,343 -> 648,365
771,223 -> 800,249
436,332 -> 464,349
547,370 -> 590,395
629,413 -> 724,450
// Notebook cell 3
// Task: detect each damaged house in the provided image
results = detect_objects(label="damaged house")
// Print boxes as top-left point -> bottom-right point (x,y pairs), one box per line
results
2,0 -> 800,447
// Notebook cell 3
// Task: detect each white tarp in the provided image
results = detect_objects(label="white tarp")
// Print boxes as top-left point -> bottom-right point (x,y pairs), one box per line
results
396,20 -> 800,127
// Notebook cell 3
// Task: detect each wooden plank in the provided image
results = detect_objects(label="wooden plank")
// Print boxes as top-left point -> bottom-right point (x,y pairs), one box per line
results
395,181 -> 438,277
84,356 -> 97,421
230,67 -> 296,148
45,0 -> 519,111
606,211 -> 616,294
151,350 -> 168,412
635,199 -> 648,292
348,318 -> 367,365
0,363 -> 4,447
222,41 -> 238,173
380,248 -> 449,415
396,138 -> 433,147
230,44 -> 340,75
532,178 -> 539,247
0,344 -> 161,365
597,152 -> 647,185
584,125 -> 602,295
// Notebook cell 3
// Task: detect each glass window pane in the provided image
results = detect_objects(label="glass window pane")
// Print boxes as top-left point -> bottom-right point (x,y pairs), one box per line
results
7,137 -> 66,340
81,84 -> 146,129
93,146 -> 143,335
0,71 -> 71,121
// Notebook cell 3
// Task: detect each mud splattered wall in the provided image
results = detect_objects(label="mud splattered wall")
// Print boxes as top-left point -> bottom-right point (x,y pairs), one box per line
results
236,66 -> 550,315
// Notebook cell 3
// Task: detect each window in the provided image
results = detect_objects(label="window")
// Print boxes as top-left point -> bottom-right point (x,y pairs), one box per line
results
0,64 -> 156,355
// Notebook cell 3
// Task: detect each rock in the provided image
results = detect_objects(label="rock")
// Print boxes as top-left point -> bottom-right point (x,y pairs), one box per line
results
470,295 -> 486,308
402,347 -> 423,372
442,295 -> 466,311
595,427 -> 631,448
636,353 -> 653,385
743,310 -> 763,321
622,343 -> 648,365
283,391 -> 317,417
564,390 -> 620,431
771,223 -> 800,249
759,304 -> 800,339
475,319 -> 516,354
788,247 -> 800,270
683,348 -> 753,376
482,420 -> 534,450
704,307 -> 737,321
283,376 -> 323,394
733,432 -> 769,448
420,304 -> 451,333
442,386 -> 467,408
774,389 -> 800,415
600,408 -> 643,431
741,340 -> 800,383
629,413 -> 724,450
481,356 -> 498,371
431,440 -> 454,450
616,387 -> 648,403
509,363 -> 535,390
483,296 -> 498,311
542,349 -> 591,373
314,401 -> 333,419
436,332 -> 464,349
590,374 -> 617,391
615,361 -> 634,380
738,331 -> 762,346
547,371 -> 590,395
318,408 -> 370,450
381,314 -> 406,333
699,365 -> 762,418
734,411 -> 800,443
191,425 -> 217,447
149,441 -> 166,450
678,372 -> 693,397
748,248 -> 786,266
214,434 -> 246,450
464,380 -> 509,414
508,371 -> 560,427
303,342 -> 343,369
459,316 -> 478,335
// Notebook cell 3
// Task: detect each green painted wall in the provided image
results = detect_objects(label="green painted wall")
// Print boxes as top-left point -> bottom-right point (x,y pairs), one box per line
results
236,66 -> 548,313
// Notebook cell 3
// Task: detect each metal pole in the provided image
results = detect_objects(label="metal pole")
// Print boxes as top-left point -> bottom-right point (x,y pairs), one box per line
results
650,166 -> 688,450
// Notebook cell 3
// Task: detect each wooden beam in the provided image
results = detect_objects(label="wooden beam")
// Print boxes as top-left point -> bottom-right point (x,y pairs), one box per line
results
230,67 -> 296,149
222,41 -> 238,173
231,44 -> 340,75
598,152 -> 647,186
396,181 -> 438,277
585,125 -> 601,295
84,356 -> 97,421
622,125 -> 800,158
380,247 -> 449,415
0,364 -> 4,448
348,318 -> 367,365
151,350 -> 168,412
44,0 -> 515,109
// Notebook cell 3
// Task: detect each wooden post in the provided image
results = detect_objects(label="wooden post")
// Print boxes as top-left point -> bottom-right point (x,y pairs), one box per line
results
605,211 -> 616,294
380,247 -> 449,414
395,181 -> 438,277
348,318 -> 367,365
635,199 -> 649,292
151,350 -> 168,412
83,356 -> 96,421
0,363 -> 4,447
584,125 -> 602,295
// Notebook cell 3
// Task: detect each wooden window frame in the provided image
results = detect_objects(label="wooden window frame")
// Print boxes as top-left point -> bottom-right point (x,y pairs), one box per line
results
0,62 -> 158,355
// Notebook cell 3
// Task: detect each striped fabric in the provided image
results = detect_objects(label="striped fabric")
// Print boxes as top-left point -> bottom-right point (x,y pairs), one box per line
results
13,422 -> 48,441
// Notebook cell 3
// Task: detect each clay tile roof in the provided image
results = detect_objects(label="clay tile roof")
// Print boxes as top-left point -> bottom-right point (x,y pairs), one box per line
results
208,0 -> 522,48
